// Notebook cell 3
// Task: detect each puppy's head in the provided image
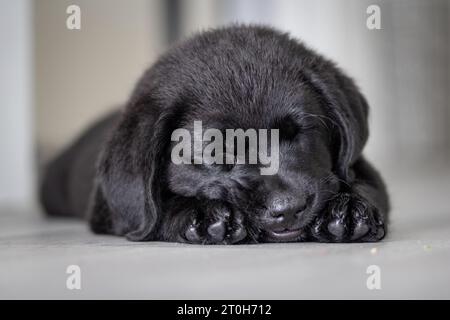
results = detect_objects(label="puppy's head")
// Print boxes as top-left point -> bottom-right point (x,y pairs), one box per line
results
165,75 -> 354,242
105,25 -> 369,242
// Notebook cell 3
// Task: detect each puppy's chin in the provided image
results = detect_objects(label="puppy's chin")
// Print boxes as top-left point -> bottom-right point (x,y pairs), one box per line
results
261,227 -> 305,243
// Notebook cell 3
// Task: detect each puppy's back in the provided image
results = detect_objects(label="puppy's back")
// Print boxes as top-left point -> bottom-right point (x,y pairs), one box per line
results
40,111 -> 121,218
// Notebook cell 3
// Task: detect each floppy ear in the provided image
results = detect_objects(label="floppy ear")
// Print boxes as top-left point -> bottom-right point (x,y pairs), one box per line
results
89,96 -> 172,241
305,66 -> 369,182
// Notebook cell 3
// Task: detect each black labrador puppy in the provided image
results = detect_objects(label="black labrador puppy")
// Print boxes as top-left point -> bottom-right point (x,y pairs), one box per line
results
40,25 -> 389,244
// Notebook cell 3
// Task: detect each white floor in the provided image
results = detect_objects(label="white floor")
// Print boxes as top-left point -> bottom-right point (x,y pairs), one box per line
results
1,170 -> 450,299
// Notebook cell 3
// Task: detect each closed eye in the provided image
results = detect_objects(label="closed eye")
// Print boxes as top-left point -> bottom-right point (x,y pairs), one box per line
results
276,116 -> 300,140
299,113 -> 329,132
275,115 -> 322,141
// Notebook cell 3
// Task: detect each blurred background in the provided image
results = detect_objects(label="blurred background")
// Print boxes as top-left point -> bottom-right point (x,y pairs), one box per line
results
1,0 -> 449,208
1,0 -> 450,299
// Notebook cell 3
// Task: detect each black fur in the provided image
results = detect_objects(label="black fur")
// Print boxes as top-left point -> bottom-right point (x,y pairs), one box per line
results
40,25 -> 389,244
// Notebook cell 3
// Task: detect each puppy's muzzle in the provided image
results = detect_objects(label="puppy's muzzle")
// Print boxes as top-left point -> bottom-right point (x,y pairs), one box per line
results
262,193 -> 308,241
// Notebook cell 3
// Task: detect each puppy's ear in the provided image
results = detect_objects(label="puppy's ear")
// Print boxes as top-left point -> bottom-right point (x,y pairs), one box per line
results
89,97 -> 175,241
306,67 -> 369,182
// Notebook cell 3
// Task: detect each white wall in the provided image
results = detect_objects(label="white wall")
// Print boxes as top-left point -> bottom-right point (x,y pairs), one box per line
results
35,0 -> 166,161
0,0 -> 34,206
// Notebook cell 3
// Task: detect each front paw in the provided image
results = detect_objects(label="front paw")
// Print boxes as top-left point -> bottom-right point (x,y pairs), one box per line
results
310,193 -> 385,242
182,201 -> 247,244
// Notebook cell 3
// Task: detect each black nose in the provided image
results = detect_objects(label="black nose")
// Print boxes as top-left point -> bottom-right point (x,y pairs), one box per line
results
267,194 -> 307,223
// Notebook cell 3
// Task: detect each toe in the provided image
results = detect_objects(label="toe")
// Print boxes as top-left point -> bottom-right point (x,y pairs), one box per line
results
350,203 -> 370,240
327,219 -> 346,239
229,211 -> 247,243
207,220 -> 226,242
327,194 -> 350,240
230,226 -> 247,243
375,224 -> 385,240
310,215 -> 328,242
351,221 -> 369,240
367,212 -> 386,241
185,224 -> 202,243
